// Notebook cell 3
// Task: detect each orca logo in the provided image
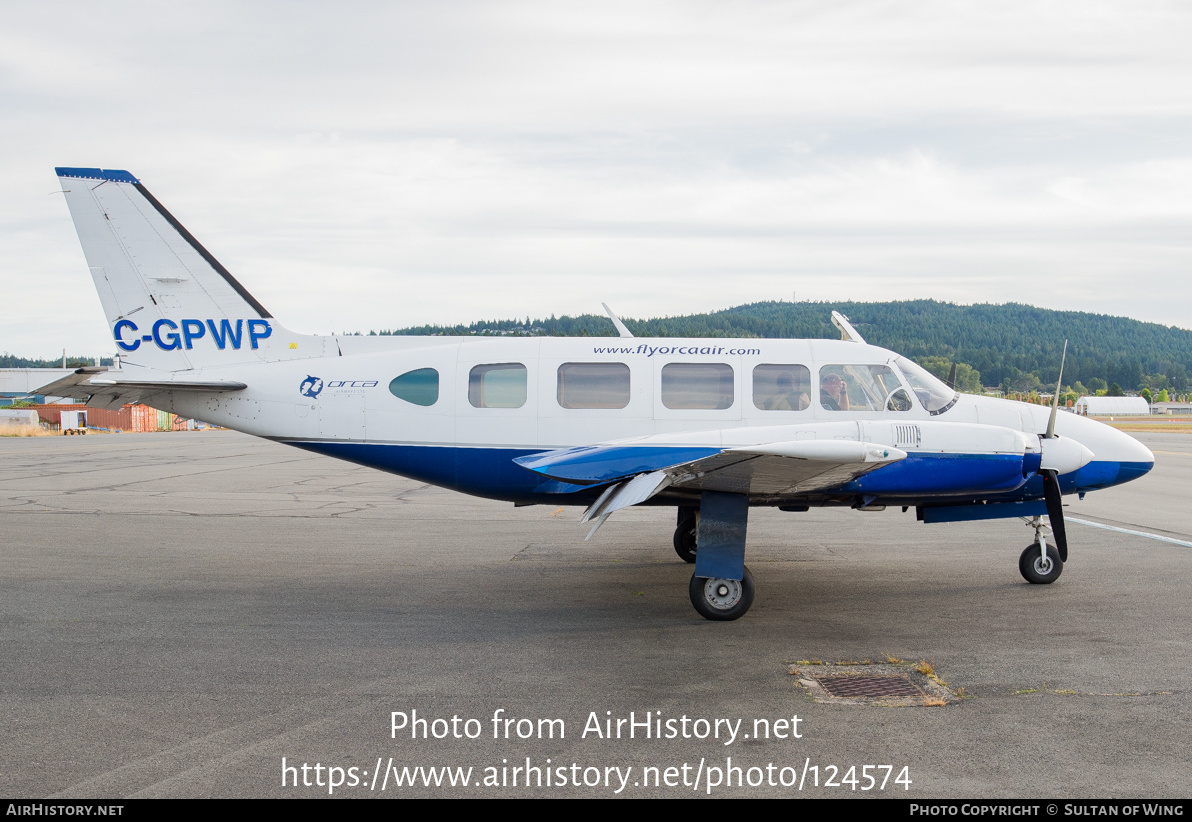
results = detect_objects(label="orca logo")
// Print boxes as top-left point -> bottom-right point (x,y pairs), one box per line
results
299,376 -> 324,399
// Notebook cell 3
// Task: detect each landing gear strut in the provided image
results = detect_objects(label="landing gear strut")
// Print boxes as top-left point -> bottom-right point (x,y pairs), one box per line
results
688,492 -> 754,620
1019,517 -> 1063,584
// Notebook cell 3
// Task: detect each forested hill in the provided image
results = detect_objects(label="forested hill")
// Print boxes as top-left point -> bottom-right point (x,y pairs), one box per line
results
381,300 -> 1192,392
0,354 -> 110,369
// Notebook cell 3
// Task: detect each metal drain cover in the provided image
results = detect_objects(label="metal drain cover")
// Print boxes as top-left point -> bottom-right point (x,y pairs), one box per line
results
790,662 -> 956,707
816,675 -> 923,699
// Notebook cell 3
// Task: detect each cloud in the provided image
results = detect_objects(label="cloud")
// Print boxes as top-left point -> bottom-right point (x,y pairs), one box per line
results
3,1 -> 1192,355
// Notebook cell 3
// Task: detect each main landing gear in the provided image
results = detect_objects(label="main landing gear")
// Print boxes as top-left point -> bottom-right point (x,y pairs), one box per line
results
1019,517 -> 1063,584
674,507 -> 698,563
689,566 -> 755,620
678,493 -> 754,621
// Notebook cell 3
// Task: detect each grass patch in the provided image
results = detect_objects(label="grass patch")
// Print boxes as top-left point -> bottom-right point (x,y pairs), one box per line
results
0,425 -> 53,437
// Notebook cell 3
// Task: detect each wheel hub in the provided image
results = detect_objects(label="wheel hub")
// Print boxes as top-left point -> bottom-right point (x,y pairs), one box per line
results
703,578 -> 743,610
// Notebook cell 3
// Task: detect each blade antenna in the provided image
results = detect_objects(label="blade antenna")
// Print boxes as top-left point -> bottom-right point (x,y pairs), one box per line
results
1045,340 -> 1068,439
602,303 -> 634,338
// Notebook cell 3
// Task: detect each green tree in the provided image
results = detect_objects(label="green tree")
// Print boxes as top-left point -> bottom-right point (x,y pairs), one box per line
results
1108,383 -> 1125,397
1141,387 -> 1153,403
915,357 -> 984,393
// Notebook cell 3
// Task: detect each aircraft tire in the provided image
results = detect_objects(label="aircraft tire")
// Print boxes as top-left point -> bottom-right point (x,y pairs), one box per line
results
673,514 -> 698,563
689,566 -> 754,621
1019,543 -> 1063,584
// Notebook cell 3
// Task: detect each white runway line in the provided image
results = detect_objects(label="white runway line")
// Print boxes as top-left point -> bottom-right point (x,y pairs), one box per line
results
1068,517 -> 1192,548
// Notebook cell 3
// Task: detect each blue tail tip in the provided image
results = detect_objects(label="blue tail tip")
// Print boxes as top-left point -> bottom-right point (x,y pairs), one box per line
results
55,167 -> 140,184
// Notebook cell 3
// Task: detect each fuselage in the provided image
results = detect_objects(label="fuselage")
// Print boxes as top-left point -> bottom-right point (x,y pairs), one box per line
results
154,333 -> 1155,507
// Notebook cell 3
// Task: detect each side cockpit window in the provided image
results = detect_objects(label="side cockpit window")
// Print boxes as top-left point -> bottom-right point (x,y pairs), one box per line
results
469,363 -> 527,408
819,364 -> 912,412
558,363 -> 631,409
389,368 -> 439,406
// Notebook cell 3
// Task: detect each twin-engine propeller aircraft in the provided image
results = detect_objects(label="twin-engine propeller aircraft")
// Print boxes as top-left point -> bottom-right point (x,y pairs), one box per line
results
40,167 -> 1155,620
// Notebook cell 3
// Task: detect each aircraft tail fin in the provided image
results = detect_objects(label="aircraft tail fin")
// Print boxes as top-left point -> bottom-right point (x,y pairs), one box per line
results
55,167 -> 300,371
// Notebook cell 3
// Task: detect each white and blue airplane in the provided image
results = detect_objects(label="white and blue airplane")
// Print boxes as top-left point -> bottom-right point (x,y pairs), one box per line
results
39,167 -> 1155,620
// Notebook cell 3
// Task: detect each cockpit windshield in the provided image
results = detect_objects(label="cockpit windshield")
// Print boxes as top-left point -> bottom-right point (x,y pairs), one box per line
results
895,357 -> 959,415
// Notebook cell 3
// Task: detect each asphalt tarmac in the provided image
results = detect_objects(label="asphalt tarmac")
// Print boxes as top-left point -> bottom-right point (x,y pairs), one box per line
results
1,430 -> 1189,798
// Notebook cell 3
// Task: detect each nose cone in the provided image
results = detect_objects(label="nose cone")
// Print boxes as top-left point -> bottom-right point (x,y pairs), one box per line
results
1114,429 -> 1155,482
1116,461 -> 1154,484
1073,427 -> 1154,490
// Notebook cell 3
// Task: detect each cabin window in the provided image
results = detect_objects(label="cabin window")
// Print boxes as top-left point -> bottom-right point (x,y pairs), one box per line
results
469,363 -> 527,408
819,364 -> 910,412
752,364 -> 811,411
661,363 -> 734,410
388,368 -> 439,406
557,362 -> 631,409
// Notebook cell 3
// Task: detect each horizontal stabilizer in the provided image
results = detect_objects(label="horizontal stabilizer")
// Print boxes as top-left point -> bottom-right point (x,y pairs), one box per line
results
35,367 -> 246,408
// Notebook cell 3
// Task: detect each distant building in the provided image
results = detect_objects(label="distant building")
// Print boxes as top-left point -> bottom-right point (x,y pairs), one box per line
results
1074,396 -> 1150,416
1150,401 -> 1192,416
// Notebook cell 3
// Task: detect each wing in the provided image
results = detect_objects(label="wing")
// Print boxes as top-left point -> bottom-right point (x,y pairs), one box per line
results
35,367 -> 246,410
515,436 -> 906,538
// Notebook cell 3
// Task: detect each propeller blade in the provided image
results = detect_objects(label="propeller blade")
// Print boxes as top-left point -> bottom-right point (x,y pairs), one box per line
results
1042,468 -> 1068,562
1045,340 -> 1068,439
946,362 -> 957,390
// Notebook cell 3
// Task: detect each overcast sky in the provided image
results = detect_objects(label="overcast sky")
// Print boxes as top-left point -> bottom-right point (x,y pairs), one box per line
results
3,1 -> 1191,357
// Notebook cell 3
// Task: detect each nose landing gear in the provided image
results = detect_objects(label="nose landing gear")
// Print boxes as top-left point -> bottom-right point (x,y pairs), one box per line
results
1019,517 -> 1063,584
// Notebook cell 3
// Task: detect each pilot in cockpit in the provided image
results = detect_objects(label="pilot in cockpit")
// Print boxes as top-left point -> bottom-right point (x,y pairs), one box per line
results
820,372 -> 851,411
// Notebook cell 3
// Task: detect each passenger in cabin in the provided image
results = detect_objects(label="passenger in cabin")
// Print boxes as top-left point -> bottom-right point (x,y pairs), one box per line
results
820,372 -> 850,411
763,371 -> 810,411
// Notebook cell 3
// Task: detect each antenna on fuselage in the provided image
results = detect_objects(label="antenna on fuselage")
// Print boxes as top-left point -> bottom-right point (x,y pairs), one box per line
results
830,311 -> 866,343
602,303 -> 634,338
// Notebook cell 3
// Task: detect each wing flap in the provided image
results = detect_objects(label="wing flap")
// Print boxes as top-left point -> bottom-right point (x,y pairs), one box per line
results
580,470 -> 673,540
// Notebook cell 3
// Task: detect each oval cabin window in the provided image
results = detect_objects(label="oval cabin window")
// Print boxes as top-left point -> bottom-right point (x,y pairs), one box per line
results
389,368 -> 439,406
